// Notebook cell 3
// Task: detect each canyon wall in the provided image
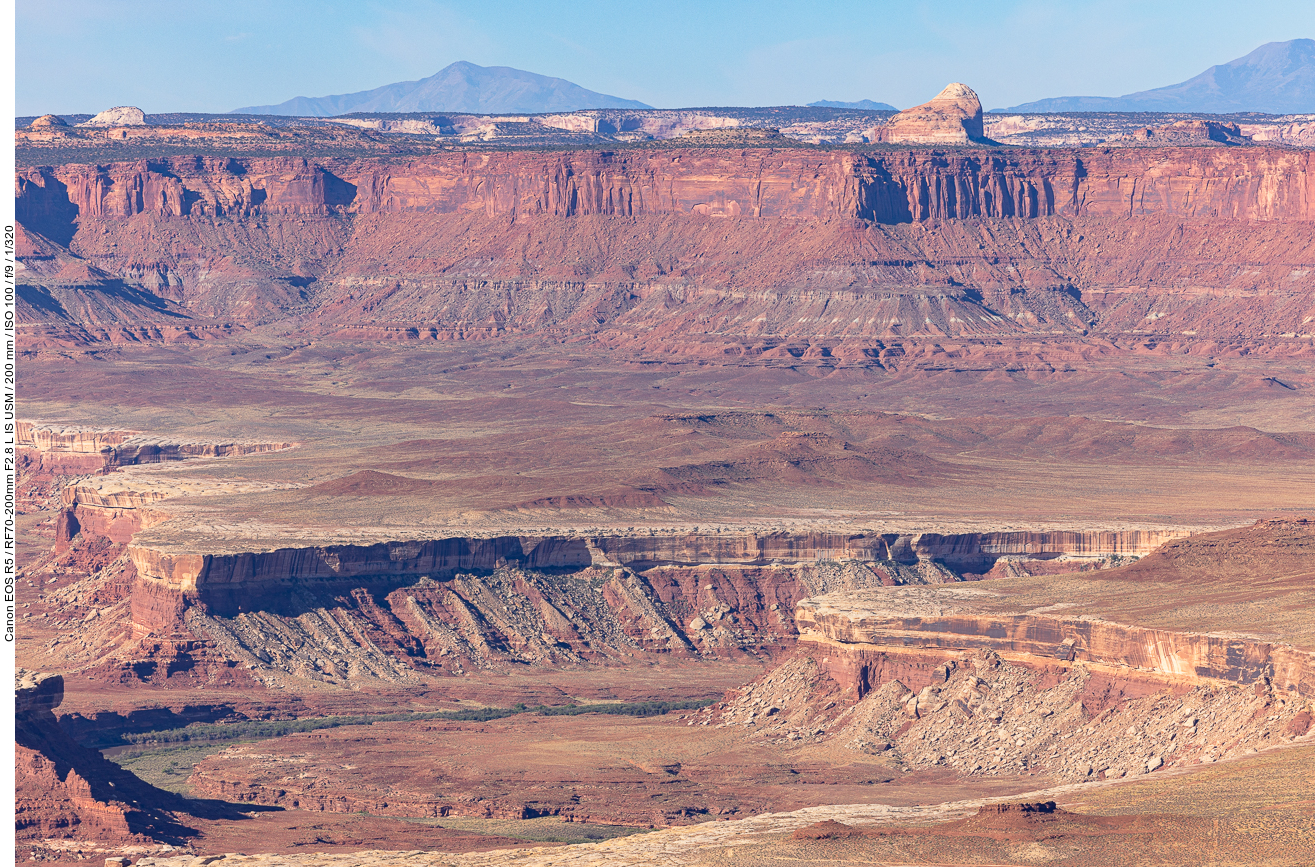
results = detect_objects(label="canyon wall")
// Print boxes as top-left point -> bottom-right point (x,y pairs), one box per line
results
719,577 -> 1315,783
15,669 -> 224,844
61,488 -> 172,544
18,422 -> 294,469
15,146 -> 1315,349
796,597 -> 1315,696
125,530 -> 1177,634
16,147 -> 1315,228
19,425 -> 297,543
129,530 -> 1174,593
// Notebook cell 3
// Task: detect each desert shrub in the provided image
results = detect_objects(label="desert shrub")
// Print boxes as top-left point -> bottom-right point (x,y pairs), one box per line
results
118,698 -> 715,746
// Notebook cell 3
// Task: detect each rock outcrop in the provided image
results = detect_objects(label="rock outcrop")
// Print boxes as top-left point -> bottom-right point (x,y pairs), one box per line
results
708,520 -> 1315,782
15,669 -> 237,845
1125,119 -> 1252,145
75,529 -> 1167,687
711,608 -> 1314,783
17,422 -> 296,544
78,106 -> 147,127
29,114 -> 68,129
873,83 -> 986,145
796,594 -> 1315,696
125,529 -> 1174,624
18,421 -> 294,470
16,146 -> 1315,226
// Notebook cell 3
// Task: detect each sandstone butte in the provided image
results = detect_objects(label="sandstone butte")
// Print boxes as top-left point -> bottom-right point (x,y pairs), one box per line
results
872,82 -> 986,145
29,114 -> 69,130
77,105 -> 147,127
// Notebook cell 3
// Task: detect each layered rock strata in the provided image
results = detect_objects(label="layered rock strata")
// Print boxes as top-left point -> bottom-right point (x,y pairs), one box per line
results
17,147 -> 1315,228
708,539 -> 1315,783
18,422 -> 297,544
874,83 -> 986,145
62,529 -> 1168,687
126,562 -> 864,684
18,421 -> 295,470
796,591 -> 1315,696
16,145 -> 1315,352
126,529 -> 1178,629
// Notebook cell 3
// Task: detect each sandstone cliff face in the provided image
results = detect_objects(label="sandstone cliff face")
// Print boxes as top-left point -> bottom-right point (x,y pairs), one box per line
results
113,529 -> 1173,684
795,597 -> 1315,696
14,147 -> 1315,349
711,524 -> 1315,786
16,147 -> 1314,344
1125,119 -> 1251,145
19,421 -> 293,467
62,489 -> 172,544
182,562 -> 813,683
908,530 -> 1181,569
18,421 -> 138,453
19,424 -> 295,543
127,529 -> 1173,599
17,147 -> 1315,227
15,669 -> 229,844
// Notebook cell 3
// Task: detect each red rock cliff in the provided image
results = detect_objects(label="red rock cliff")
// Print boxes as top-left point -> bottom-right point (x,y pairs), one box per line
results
15,669 -> 241,844
17,147 -> 1315,225
125,529 -> 1172,632
796,597 -> 1315,697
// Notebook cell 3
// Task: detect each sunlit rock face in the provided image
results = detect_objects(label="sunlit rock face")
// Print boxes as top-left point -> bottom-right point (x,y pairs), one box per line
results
874,83 -> 986,145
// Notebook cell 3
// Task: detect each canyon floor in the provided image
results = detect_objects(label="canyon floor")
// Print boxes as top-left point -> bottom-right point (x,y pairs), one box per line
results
15,128 -> 1315,865
18,333 -> 1315,866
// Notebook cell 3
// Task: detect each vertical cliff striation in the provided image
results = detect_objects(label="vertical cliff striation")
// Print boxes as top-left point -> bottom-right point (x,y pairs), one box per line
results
16,147 -> 1315,228
14,146 -> 1315,349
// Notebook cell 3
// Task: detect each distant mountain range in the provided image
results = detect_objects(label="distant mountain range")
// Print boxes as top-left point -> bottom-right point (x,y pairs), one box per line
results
808,99 -> 897,111
233,61 -> 651,116
999,39 -> 1315,114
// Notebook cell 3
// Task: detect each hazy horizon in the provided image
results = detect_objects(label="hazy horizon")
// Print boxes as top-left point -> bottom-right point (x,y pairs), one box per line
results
16,0 -> 1315,115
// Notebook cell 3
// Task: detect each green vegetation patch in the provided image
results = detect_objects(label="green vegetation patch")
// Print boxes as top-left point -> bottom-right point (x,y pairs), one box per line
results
401,814 -> 651,844
115,698 -> 715,748
108,742 -> 238,794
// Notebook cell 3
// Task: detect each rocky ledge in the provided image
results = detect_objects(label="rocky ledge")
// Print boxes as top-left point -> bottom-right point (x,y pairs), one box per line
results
796,587 -> 1315,696
705,521 -> 1315,783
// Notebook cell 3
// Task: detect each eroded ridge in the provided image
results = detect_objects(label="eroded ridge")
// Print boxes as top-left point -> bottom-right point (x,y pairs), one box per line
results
705,521 -> 1315,784
19,421 -> 296,471
99,529 -> 1169,683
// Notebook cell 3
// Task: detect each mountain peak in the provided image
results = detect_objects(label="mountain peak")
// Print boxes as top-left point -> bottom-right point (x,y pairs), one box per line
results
233,61 -> 651,117
934,83 -> 979,103
1001,38 -> 1315,114
808,99 -> 897,111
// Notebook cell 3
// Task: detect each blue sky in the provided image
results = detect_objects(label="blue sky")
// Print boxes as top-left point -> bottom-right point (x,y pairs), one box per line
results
17,0 -> 1315,114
